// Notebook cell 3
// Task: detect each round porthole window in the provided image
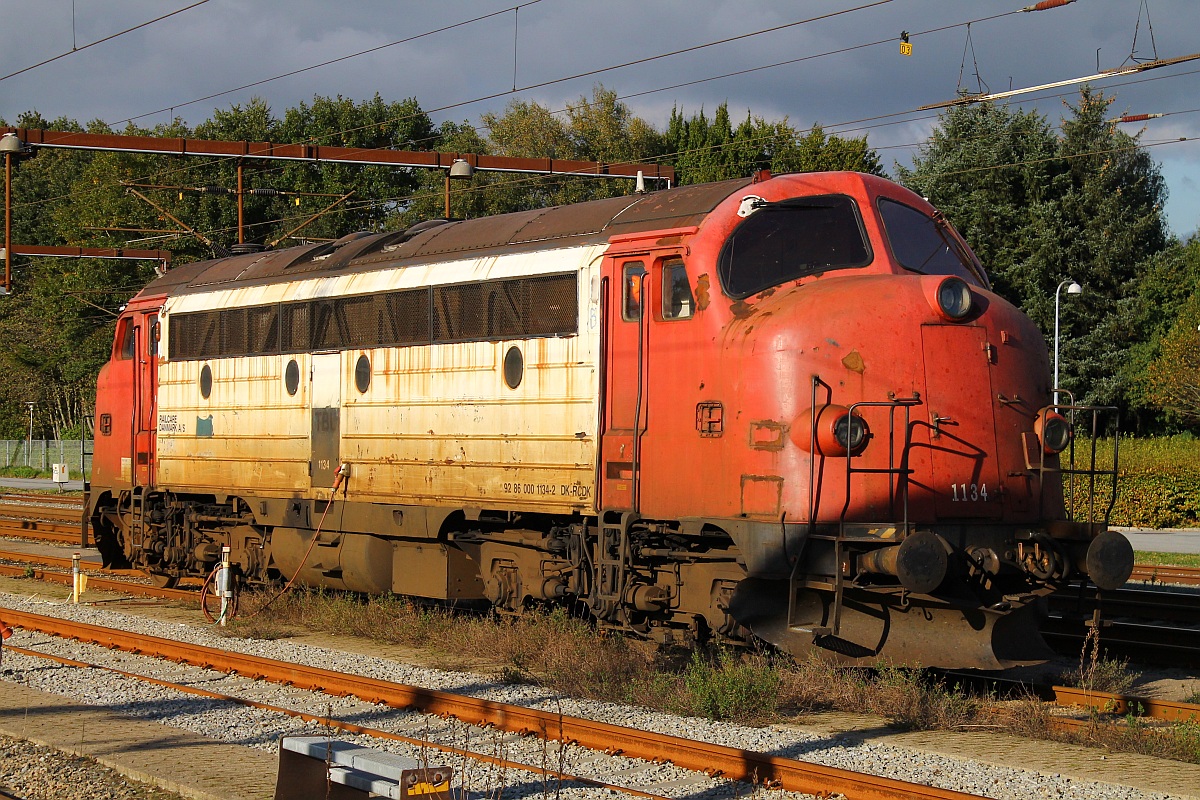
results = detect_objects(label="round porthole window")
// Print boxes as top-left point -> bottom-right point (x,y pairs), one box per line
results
355,355 -> 371,394
199,364 -> 213,399
285,359 -> 299,396
503,346 -> 523,389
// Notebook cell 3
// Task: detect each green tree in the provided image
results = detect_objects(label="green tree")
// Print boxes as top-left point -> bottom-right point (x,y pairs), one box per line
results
394,86 -> 668,225
1145,290 -> 1200,425
898,88 -> 1171,413
1036,88 -> 1169,408
667,102 -> 882,184
895,101 -> 1059,303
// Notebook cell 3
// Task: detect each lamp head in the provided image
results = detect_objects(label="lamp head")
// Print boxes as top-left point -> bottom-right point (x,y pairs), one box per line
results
0,133 -> 24,154
1067,282 -> 1083,295
448,159 -> 474,180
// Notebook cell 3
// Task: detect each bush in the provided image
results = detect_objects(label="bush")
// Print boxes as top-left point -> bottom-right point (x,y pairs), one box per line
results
1066,436 -> 1200,527
682,649 -> 780,722
0,466 -> 49,479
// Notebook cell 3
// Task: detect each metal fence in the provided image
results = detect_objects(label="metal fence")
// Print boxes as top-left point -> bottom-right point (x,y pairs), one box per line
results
0,439 -> 92,477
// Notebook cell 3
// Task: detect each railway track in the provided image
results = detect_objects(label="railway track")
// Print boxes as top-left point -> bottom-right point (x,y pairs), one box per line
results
3,497 -> 1198,679
0,493 -> 85,545
0,607 -> 990,800
1130,562 -> 1200,586
5,544 -> 1200,734
1044,582 -> 1200,667
2,640 -> 674,800
6,494 -> 1199,584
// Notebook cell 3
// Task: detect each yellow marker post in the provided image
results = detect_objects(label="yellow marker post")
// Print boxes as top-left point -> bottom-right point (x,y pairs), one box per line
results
71,553 -> 81,603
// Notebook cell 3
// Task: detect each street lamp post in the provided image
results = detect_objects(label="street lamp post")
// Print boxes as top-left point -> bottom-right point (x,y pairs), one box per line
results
1,132 -> 26,295
1053,279 -> 1083,406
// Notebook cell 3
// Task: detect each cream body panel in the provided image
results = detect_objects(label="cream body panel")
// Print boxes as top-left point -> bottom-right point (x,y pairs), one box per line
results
156,354 -> 311,492
155,245 -> 604,514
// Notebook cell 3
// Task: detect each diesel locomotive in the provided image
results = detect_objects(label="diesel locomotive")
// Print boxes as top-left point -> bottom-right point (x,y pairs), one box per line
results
86,171 -> 1133,669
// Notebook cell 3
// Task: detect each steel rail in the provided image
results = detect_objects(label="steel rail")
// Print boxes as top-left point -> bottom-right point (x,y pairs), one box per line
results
0,520 -> 81,545
1050,686 -> 1200,723
0,493 -> 84,506
1130,563 -> 1200,587
1041,616 -> 1200,666
3,643 -> 671,800
0,608 -> 985,800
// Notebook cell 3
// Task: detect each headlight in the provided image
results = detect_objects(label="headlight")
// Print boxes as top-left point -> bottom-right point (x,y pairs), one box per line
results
935,276 -> 973,320
834,413 -> 868,452
1036,409 -> 1072,454
791,405 -> 870,456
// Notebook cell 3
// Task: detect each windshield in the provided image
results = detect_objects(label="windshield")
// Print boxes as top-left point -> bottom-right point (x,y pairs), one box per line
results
717,195 -> 871,299
878,198 -> 985,285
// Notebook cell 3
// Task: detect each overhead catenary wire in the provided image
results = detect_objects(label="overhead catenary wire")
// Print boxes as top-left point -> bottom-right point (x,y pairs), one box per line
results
6,1 -> 1198,248
9,0 -> 905,214
5,1 -> 1055,217
0,1 -> 211,83
107,1 -> 547,127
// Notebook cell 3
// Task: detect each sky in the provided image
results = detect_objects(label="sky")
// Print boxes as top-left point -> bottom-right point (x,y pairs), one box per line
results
2,0 -> 1198,239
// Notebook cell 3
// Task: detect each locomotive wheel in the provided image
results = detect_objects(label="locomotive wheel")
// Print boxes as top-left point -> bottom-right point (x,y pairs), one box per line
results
145,571 -> 179,590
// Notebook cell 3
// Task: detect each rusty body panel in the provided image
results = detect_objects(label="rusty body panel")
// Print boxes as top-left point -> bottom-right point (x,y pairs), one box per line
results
88,172 -> 1131,669
155,245 -> 603,515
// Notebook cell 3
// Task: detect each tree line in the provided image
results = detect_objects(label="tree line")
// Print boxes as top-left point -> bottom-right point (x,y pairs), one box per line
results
0,85 -> 1196,438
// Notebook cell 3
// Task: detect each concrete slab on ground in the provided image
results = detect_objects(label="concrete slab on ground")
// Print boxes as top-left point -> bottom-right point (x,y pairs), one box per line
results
0,678 -> 278,800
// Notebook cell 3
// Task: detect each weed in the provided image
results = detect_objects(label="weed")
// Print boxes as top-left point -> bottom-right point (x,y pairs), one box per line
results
1062,624 -> 1139,695
22,566 -> 34,579
682,649 -> 779,722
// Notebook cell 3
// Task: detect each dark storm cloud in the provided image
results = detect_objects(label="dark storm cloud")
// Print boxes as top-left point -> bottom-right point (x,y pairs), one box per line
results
2,0 -> 1197,234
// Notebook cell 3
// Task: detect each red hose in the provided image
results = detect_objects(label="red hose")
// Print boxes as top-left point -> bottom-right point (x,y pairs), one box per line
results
239,465 -> 348,619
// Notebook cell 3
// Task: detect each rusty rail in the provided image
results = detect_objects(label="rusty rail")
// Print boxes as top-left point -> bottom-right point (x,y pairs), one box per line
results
3,643 -> 671,800
0,520 -> 81,544
0,493 -> 84,507
0,608 -> 985,800
1130,563 -> 1200,587
0,558 -> 195,601
1051,686 -> 1200,723
6,544 -> 1200,730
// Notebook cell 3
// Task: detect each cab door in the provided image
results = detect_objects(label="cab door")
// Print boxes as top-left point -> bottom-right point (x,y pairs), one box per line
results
133,311 -> 159,487
599,258 -> 649,511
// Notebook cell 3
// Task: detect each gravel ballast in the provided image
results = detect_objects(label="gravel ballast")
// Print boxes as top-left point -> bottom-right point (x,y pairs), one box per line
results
0,589 -> 1195,800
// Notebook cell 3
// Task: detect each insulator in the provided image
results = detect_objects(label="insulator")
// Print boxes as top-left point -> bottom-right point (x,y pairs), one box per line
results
1022,0 -> 1075,11
197,185 -> 233,194
1115,113 -> 1163,123
248,188 -> 281,196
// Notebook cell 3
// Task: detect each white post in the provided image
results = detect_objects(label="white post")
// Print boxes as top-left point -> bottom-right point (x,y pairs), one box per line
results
71,552 -> 81,604
219,546 -> 232,626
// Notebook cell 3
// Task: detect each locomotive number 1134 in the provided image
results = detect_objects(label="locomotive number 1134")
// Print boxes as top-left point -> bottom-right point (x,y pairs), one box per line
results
950,483 -> 989,502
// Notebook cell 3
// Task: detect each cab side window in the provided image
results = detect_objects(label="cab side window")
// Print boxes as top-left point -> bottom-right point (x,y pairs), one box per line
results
622,262 -> 646,321
116,318 -> 135,360
147,314 -> 160,356
662,259 -> 694,320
